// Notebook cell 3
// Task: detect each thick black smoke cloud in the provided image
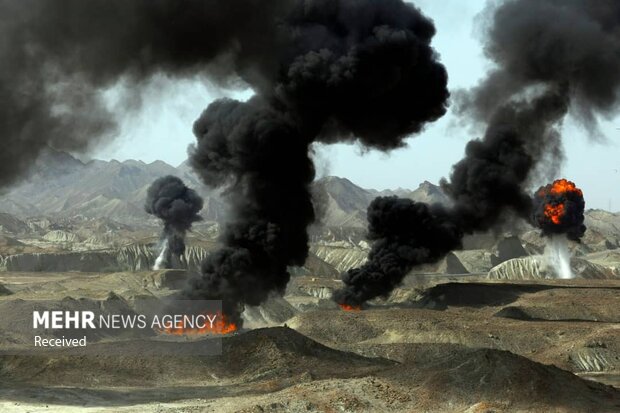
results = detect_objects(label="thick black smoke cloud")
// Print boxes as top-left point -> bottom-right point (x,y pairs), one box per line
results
334,91 -> 568,306
1,0 -> 448,191
2,0 -> 448,322
533,179 -> 586,242
334,197 -> 461,306
279,0 -> 448,147
459,0 -> 620,126
0,0 -> 294,189
445,91 -> 568,232
335,0 -> 619,306
185,0 -> 449,324
145,176 -> 203,268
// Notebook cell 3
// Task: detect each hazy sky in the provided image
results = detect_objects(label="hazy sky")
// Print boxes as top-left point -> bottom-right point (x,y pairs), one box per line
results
94,0 -> 620,211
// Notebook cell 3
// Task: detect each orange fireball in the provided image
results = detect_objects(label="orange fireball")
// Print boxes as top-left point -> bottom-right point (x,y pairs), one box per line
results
548,178 -> 583,197
537,179 -> 583,226
544,203 -> 565,225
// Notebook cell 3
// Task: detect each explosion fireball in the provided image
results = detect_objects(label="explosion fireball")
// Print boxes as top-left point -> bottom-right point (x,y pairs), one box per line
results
533,179 -> 586,280
534,179 -> 586,241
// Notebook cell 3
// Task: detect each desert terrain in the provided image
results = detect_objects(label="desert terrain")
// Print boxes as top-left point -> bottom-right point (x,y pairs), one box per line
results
0,151 -> 618,412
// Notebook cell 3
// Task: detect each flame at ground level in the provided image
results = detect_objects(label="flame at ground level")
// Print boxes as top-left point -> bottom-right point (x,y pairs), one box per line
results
157,312 -> 237,336
339,303 -> 362,312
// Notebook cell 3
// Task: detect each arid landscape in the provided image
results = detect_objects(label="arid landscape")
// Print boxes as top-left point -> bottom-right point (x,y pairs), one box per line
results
4,0 -> 620,411
0,150 -> 618,412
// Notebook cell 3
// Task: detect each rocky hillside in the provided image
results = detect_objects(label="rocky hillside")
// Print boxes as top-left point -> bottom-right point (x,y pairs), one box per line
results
314,176 -> 451,228
0,149 -> 452,230
0,148 -> 228,224
487,255 -> 619,280
0,243 -> 340,277
1,149 -> 620,278
2,149 -> 618,241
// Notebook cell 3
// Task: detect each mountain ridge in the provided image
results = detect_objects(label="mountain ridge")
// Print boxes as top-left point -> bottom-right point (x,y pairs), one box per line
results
1,149 -> 617,254
0,149 -> 448,228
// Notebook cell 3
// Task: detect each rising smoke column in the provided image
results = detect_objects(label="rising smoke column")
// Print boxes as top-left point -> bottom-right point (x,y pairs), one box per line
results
334,91 -> 568,307
186,98 -> 317,319
335,0 -> 620,307
0,0 -> 448,324
334,197 -> 462,308
533,179 -> 586,279
145,176 -> 203,269
186,0 -> 450,324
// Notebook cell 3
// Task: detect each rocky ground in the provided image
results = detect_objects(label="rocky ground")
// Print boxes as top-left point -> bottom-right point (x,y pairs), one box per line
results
0,152 -> 619,411
0,267 -> 618,412
0,221 -> 619,412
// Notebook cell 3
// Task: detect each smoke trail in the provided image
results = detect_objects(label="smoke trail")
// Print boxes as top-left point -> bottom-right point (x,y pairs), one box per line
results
544,235 -> 573,280
153,239 -> 169,271
145,176 -> 203,269
335,67 -> 569,307
335,0 -> 620,307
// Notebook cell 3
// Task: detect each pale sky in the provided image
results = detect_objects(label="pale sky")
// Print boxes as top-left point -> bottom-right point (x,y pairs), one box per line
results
94,0 -> 620,212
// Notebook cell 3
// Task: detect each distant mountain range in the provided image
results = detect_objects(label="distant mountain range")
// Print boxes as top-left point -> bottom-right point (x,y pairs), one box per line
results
0,148 -> 618,252
0,148 -> 449,228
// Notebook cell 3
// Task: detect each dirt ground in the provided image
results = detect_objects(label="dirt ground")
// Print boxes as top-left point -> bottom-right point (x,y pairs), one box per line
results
0,271 -> 618,412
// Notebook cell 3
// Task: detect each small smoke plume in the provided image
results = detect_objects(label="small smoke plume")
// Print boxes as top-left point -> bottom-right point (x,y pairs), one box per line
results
543,235 -> 574,280
153,239 -> 169,271
335,0 -> 620,306
145,176 -> 203,269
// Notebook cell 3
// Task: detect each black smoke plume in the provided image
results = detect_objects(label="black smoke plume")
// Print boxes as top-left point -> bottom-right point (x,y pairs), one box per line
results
185,0 -> 450,324
0,0 -> 294,189
145,176 -> 203,269
533,179 -> 586,242
335,0 -> 620,307
335,197 -> 462,307
1,0 -> 448,323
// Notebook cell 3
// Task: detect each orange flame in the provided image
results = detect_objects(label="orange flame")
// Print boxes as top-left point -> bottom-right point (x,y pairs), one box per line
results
158,312 -> 237,336
539,179 -> 582,226
339,303 -> 362,312
548,179 -> 583,197
544,203 -> 565,225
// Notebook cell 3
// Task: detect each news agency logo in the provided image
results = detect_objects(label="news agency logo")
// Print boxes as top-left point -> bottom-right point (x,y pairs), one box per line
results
33,311 -> 220,330
0,299 -> 226,355
34,310 -> 98,329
